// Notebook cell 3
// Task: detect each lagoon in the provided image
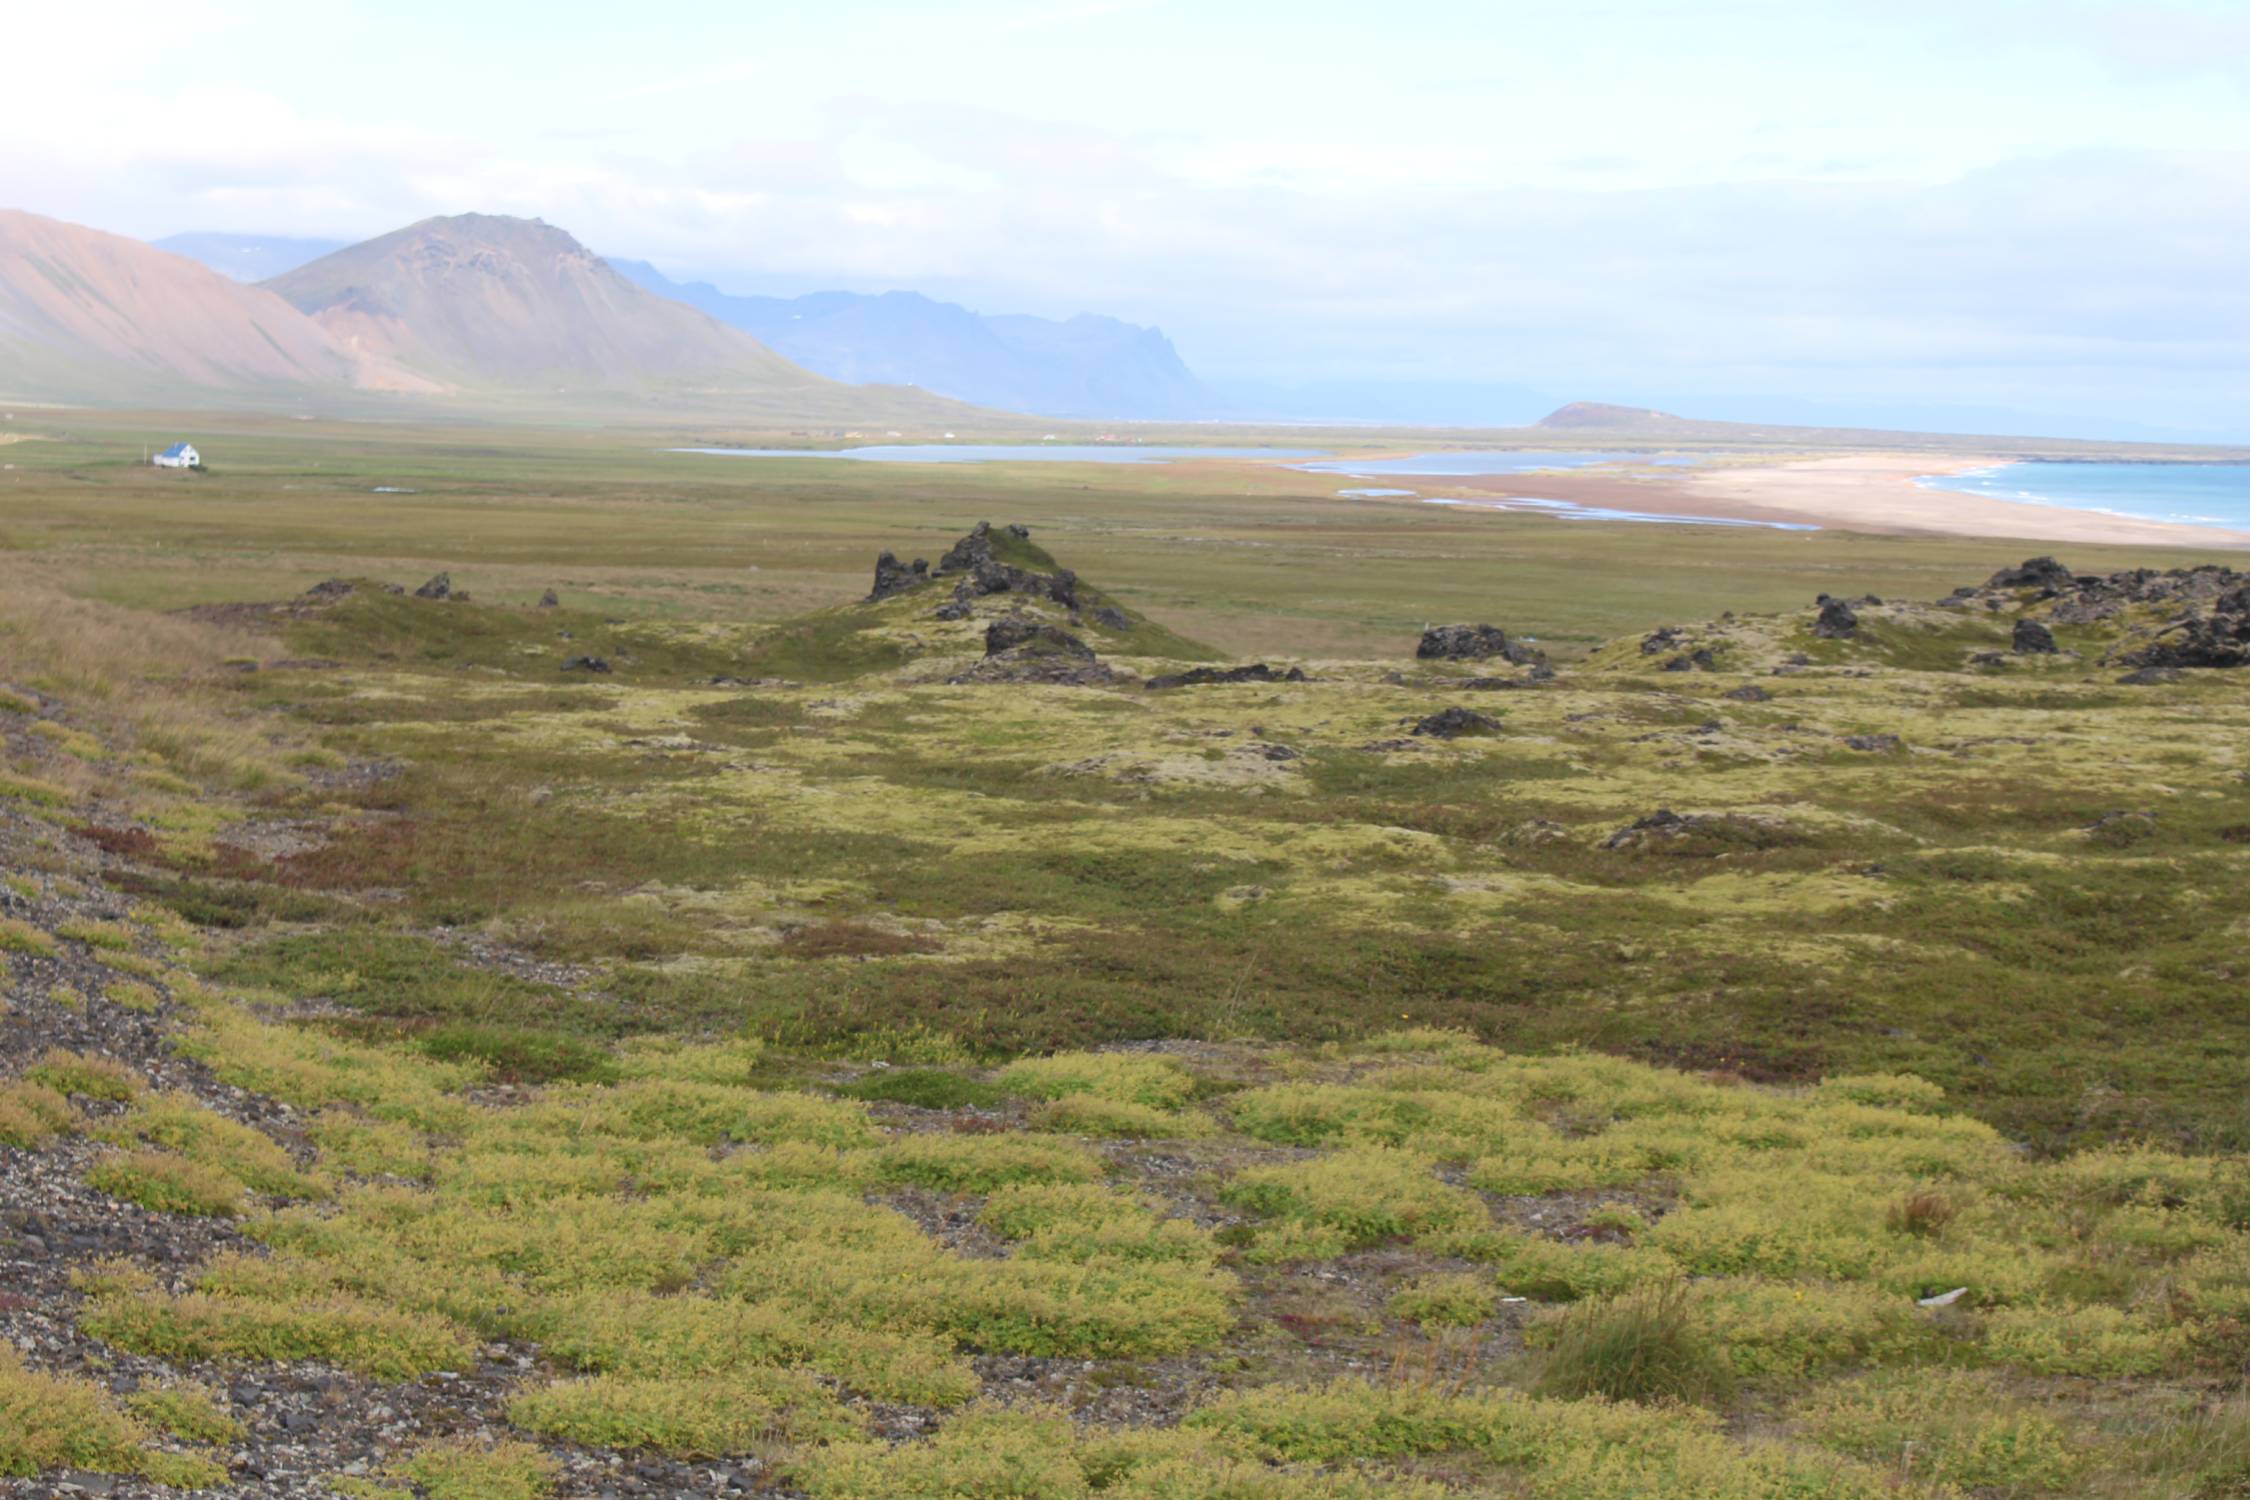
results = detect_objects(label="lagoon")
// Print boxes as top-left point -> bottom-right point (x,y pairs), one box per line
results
670,444 -> 1323,465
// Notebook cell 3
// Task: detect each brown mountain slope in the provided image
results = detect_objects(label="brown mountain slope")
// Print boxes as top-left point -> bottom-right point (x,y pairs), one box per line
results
0,210 -> 431,401
262,214 -> 913,406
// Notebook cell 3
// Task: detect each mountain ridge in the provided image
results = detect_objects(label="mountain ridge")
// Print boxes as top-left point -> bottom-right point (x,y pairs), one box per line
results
610,260 -> 1211,420
0,209 -> 434,402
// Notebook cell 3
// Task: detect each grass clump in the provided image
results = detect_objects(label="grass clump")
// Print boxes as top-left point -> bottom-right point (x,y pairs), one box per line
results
26,1047 -> 142,1101
865,1132 -> 1104,1193
1030,1093 -> 1213,1138
86,1149 -> 247,1217
1388,1272 -> 1498,1330
417,1022 -> 618,1084
834,1067 -> 1009,1110
395,1437 -> 558,1500
1528,1281 -> 1737,1406
0,1080 -> 81,1148
0,916 -> 57,955
1797,1371 -> 2083,1493
125,1383 -> 247,1446
0,1344 -> 225,1487
1222,1147 -> 1484,1257
98,1090 -> 327,1200
76,1261 -> 476,1380
508,1371 -> 856,1457
995,1051 -> 1197,1109
57,917 -> 136,951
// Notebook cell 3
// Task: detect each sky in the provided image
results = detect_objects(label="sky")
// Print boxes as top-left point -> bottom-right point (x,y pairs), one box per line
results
5,0 -> 2249,437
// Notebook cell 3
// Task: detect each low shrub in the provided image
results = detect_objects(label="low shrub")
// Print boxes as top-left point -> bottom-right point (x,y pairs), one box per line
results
26,1048 -> 141,1101
86,1149 -> 246,1217
1529,1281 -> 1736,1405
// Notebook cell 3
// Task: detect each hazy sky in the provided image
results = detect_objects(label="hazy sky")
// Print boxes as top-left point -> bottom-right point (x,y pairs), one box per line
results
8,0 -> 2248,436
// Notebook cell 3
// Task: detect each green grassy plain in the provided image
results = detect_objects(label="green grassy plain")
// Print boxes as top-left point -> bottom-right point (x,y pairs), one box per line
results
4,412 -> 2250,1496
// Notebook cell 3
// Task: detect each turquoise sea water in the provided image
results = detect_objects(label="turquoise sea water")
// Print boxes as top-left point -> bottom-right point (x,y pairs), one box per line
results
1919,462 -> 2250,531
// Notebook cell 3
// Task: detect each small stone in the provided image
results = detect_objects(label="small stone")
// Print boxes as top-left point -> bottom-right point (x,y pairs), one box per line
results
1411,706 -> 1503,739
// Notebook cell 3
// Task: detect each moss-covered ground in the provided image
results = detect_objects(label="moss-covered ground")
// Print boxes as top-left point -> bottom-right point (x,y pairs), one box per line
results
2,420 -> 2248,1495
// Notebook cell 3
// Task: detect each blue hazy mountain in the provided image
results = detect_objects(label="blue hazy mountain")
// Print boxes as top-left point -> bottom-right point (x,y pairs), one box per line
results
609,260 -> 1212,421
153,233 -> 350,283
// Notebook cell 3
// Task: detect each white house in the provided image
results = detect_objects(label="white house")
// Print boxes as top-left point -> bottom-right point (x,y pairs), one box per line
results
152,442 -> 199,470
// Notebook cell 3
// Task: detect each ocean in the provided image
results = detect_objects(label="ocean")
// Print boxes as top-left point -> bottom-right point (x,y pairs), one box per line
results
1918,462 -> 2250,532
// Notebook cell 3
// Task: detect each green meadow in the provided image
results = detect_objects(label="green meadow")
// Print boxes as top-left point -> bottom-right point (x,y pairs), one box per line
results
3,412 -> 2249,1497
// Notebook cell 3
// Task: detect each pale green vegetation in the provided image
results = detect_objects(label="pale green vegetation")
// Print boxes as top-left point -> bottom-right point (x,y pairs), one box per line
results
0,1345 -> 227,1487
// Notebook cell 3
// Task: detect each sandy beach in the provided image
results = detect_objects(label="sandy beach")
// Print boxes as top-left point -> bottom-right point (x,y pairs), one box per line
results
1414,452 -> 2250,548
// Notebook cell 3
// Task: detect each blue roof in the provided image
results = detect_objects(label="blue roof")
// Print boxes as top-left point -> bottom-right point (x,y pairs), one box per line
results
158,443 -> 193,458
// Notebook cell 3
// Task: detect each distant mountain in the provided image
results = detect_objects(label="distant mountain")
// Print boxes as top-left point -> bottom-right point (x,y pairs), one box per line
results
1536,401 -> 1686,430
262,215 -> 978,422
0,209 -> 430,402
611,260 -> 1211,420
153,233 -> 348,283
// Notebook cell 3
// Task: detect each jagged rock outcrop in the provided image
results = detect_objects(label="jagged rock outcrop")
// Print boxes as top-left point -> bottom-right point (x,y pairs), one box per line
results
984,615 -> 1087,657
1987,556 -> 2076,594
2123,586 -> 2250,669
950,615 -> 1116,686
868,551 -> 930,601
414,572 -> 452,600
1418,623 -> 1545,666
932,522 -> 1080,608
1145,664 -> 1307,691
1812,596 -> 1859,639
2012,619 -> 2058,655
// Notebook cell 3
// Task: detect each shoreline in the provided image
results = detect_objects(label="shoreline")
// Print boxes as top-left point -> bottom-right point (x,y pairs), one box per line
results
1340,452 -> 2250,549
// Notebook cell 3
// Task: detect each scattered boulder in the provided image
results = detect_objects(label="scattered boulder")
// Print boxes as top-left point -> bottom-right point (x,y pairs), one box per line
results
933,598 -> 974,622
1812,596 -> 1858,639
1145,663 -> 1307,690
1005,524 -> 1032,540
1843,733 -> 1903,753
2120,583 -> 2250,669
561,656 -> 611,673
1247,741 -> 1302,762
414,572 -> 452,600
1722,683 -> 1771,703
2117,666 -> 2184,686
1602,808 -> 1790,852
868,551 -> 931,601
2082,810 -> 2157,846
538,589 -> 561,609
1602,809 -> 1692,849
1417,624 -> 1546,666
1092,606 -> 1131,631
1411,707 -> 1502,739
1987,556 -> 2075,593
1663,649 -> 1717,672
950,617 -> 1116,685
1640,626 -> 1689,656
304,578 -> 356,598
2012,618 -> 2058,655
984,615 -> 1093,659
